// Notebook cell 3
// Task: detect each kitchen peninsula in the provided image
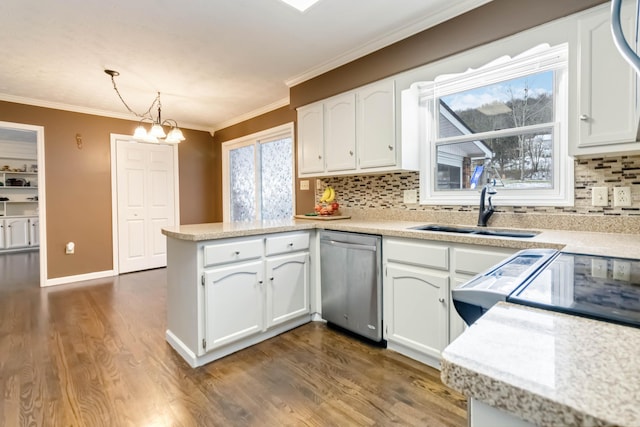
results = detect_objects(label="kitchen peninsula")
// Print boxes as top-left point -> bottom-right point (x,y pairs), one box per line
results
163,217 -> 640,426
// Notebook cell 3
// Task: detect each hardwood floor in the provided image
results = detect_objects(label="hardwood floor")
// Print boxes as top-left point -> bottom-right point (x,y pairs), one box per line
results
0,252 -> 467,426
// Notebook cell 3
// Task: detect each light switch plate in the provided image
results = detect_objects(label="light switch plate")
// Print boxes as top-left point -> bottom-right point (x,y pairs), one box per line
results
299,179 -> 309,191
591,187 -> 608,207
591,259 -> 608,279
403,189 -> 417,204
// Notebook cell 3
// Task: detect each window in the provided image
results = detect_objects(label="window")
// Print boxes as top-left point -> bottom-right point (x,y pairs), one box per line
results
222,123 -> 295,222
415,44 -> 572,206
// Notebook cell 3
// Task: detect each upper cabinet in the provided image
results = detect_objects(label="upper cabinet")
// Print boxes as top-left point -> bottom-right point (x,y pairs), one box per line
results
572,1 -> 640,156
296,79 -> 418,177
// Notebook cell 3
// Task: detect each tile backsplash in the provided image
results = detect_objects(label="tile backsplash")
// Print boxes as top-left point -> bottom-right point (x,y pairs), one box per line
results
318,155 -> 640,216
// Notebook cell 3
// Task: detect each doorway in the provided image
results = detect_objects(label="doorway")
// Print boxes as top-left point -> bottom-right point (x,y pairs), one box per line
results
0,121 -> 46,287
110,135 -> 179,274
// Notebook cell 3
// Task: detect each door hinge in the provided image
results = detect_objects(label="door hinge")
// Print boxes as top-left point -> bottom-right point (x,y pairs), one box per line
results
201,274 -> 205,286
202,339 -> 206,349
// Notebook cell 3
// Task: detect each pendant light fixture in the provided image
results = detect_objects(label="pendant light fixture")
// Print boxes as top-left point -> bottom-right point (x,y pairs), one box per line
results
104,69 -> 185,144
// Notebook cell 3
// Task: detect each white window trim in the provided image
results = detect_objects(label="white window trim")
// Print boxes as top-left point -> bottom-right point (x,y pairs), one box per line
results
221,123 -> 295,222
417,43 -> 573,207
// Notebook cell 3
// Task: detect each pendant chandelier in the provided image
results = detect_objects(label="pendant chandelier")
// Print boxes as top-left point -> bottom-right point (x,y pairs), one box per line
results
104,69 -> 185,144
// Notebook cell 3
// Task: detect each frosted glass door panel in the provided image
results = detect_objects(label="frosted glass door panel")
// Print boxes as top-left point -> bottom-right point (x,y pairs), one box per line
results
230,145 -> 256,222
260,137 -> 293,220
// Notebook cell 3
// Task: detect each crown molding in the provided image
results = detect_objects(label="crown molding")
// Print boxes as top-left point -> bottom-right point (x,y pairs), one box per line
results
211,97 -> 291,132
0,93 -> 214,133
285,0 -> 493,87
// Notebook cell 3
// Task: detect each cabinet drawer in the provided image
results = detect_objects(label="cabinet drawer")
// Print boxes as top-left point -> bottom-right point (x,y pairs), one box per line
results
454,247 -> 512,276
203,239 -> 263,267
384,238 -> 448,270
265,232 -> 309,256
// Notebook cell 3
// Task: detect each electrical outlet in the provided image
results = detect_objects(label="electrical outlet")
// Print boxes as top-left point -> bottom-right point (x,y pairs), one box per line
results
591,187 -> 608,207
613,187 -> 632,207
591,259 -> 608,279
613,260 -> 631,281
403,189 -> 417,204
299,179 -> 309,191
65,242 -> 75,254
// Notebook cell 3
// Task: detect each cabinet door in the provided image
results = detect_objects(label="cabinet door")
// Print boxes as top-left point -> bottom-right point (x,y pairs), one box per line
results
29,217 -> 39,246
297,104 -> 325,174
266,252 -> 309,327
324,92 -> 356,172
358,80 -> 396,169
203,260 -> 264,351
0,220 -> 5,249
5,218 -> 29,248
576,3 -> 637,150
385,263 -> 449,359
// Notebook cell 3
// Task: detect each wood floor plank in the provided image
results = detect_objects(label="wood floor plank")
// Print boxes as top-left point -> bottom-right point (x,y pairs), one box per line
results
0,252 -> 467,426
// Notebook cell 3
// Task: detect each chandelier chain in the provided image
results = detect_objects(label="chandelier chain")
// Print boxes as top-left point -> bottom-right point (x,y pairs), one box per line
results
108,74 -> 159,120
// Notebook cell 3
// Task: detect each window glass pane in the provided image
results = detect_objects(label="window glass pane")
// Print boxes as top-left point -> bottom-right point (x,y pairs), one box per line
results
435,127 -> 554,191
229,145 -> 255,221
438,70 -> 554,137
260,137 -> 293,220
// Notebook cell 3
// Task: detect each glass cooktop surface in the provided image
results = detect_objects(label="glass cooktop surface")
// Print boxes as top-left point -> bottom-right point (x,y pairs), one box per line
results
509,252 -> 640,328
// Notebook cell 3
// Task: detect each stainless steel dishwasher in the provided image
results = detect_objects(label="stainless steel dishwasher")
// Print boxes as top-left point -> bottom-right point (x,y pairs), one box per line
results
320,230 -> 383,343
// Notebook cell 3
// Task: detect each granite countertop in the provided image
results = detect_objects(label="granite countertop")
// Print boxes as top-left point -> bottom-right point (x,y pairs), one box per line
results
441,302 -> 640,427
162,218 -> 640,259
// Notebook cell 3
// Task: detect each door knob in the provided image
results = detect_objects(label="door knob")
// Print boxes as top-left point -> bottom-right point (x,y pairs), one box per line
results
438,298 -> 445,303
579,114 -> 589,121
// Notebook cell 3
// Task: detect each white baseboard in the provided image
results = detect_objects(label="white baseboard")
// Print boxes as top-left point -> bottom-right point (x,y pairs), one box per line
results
43,269 -> 116,287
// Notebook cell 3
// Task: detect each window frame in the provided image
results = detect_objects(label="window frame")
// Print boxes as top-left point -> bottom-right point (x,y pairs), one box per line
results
417,43 -> 573,207
221,123 -> 296,222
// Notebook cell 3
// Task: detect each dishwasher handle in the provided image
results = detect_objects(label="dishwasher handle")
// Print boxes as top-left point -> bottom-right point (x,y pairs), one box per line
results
322,240 -> 378,252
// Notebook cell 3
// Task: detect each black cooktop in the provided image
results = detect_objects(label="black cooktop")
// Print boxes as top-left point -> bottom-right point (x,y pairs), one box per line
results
510,252 -> 640,328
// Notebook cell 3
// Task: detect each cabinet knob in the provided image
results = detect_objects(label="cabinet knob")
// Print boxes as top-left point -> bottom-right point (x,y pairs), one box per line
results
270,277 -> 274,281
349,150 -> 353,156
579,114 -> 589,121
318,155 -> 322,159
258,280 -> 263,285
234,251 -> 240,255
438,298 -> 445,303
388,145 -> 394,151
287,242 -> 294,247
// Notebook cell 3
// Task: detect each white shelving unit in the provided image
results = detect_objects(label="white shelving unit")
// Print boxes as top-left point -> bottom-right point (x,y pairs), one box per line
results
0,138 -> 39,251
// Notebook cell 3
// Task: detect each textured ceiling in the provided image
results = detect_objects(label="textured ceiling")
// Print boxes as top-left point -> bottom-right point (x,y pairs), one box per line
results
0,0 -> 492,132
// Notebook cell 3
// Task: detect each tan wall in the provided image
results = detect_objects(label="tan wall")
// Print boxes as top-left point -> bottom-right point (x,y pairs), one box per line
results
289,0 -> 607,108
0,101 -> 217,279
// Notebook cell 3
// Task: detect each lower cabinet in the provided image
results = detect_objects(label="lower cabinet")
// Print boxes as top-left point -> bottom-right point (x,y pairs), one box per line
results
0,217 -> 39,251
166,231 -> 312,368
204,260 -> 265,351
385,263 -> 449,364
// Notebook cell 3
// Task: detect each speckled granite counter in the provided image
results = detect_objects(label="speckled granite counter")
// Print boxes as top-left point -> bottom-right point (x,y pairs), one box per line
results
162,218 -> 640,259
441,302 -> 640,427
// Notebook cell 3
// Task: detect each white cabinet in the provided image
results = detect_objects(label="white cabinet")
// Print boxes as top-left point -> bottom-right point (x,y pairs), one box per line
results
383,237 -> 515,368
266,252 -> 309,327
358,80 -> 396,169
0,220 -> 4,249
325,92 -> 356,172
5,218 -> 30,249
385,263 -> 449,363
572,1 -> 640,156
297,79 -> 417,177
204,260 -> 265,351
165,231 -> 312,367
297,104 -> 324,174
29,217 -> 39,246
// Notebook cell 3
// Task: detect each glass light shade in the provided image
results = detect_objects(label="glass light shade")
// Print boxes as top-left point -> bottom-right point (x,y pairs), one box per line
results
167,127 -> 185,142
133,125 -> 148,139
150,123 -> 166,138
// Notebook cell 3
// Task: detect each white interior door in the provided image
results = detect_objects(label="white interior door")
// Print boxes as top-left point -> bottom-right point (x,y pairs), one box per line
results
116,139 -> 176,274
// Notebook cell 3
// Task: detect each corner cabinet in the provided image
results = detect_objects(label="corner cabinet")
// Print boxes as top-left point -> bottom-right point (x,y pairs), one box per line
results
297,79 -> 418,177
166,231 -> 312,367
572,1 -> 640,156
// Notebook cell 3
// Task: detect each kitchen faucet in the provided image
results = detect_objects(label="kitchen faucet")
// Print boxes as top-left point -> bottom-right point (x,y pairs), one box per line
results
477,184 -> 497,227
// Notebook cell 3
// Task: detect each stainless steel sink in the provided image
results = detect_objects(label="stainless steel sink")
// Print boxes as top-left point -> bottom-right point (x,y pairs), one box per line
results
409,224 -> 538,238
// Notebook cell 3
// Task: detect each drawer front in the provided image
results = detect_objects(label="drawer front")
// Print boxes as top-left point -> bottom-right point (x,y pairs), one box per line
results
203,239 -> 263,267
384,238 -> 448,270
265,232 -> 310,256
454,247 -> 512,275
